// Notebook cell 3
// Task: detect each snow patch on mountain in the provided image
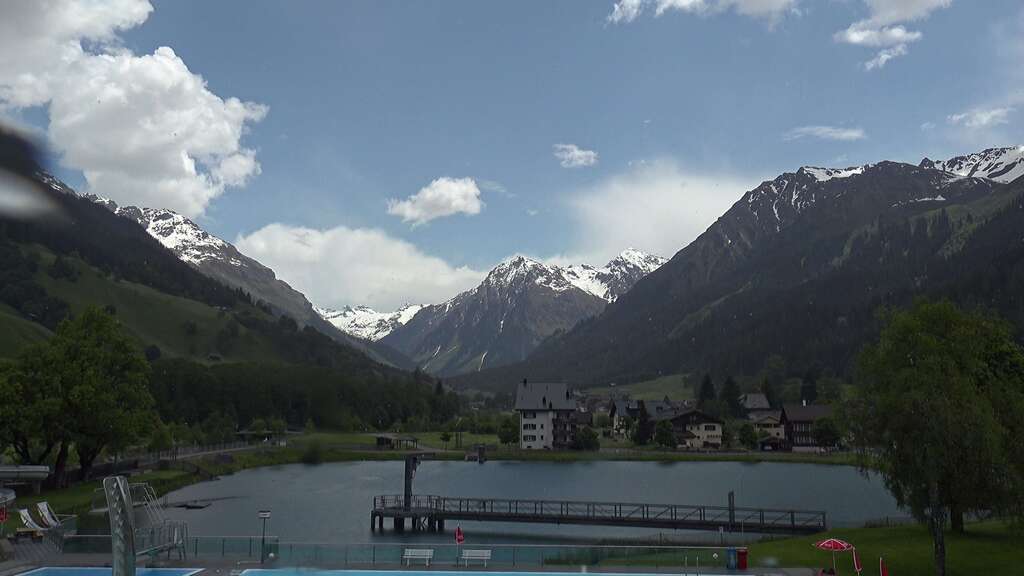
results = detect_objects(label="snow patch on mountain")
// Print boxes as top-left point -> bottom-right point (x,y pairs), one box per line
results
316,304 -> 425,341
477,249 -> 667,303
923,146 -> 1024,184
800,166 -> 866,182
116,206 -> 239,266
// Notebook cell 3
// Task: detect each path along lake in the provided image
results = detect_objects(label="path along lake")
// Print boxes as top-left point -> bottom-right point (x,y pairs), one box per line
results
160,460 -> 902,544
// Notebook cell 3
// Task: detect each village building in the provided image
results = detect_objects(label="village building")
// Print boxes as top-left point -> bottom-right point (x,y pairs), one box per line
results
654,408 -> 724,449
781,403 -> 835,452
514,381 -> 577,449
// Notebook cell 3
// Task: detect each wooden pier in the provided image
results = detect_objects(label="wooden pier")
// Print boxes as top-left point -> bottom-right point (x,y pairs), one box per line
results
370,494 -> 827,535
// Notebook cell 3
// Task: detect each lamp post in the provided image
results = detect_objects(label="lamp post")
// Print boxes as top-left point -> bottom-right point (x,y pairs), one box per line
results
258,510 -> 271,564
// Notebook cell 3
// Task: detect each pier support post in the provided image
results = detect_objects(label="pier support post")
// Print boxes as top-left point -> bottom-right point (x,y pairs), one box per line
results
438,519 -> 445,532
394,517 -> 405,532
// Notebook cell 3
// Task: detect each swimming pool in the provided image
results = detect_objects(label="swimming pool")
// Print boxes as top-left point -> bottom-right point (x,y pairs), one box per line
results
19,569 -> 201,576
240,571 -> 732,576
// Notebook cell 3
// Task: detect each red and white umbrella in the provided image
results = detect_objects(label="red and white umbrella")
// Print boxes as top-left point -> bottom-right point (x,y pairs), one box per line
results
454,525 -> 465,545
813,538 -> 855,574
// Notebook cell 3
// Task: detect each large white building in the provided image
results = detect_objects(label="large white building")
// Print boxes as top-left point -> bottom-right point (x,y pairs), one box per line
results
514,381 -> 577,449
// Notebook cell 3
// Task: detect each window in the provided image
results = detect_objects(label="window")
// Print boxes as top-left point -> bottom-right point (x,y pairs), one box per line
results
524,435 -> 537,442
523,411 -> 536,419
523,423 -> 537,430
704,424 -> 717,431
540,424 -> 544,429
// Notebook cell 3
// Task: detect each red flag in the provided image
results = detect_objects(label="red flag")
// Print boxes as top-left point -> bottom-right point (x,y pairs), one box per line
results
853,547 -> 862,573
879,557 -> 888,576
455,525 -> 465,545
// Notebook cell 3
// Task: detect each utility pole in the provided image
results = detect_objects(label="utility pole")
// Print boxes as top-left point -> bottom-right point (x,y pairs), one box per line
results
258,510 -> 271,563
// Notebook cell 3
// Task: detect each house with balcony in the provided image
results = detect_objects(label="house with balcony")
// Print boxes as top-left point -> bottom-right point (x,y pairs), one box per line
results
654,408 -> 724,449
514,381 -> 578,449
781,403 -> 834,452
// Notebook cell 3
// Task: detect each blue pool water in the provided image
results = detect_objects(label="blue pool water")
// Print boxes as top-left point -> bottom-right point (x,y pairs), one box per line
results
241,571 -> 729,576
20,569 -> 201,576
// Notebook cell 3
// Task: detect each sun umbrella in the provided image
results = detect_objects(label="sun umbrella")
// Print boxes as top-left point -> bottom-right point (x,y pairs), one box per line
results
813,538 -> 855,574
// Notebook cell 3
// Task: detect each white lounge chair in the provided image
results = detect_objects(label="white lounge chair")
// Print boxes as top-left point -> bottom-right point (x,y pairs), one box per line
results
460,549 -> 492,567
19,508 -> 48,532
402,548 -> 434,566
37,501 -> 67,529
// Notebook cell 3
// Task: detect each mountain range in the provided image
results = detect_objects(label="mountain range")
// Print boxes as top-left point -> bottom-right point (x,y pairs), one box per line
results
356,249 -> 667,376
451,146 -> 1024,391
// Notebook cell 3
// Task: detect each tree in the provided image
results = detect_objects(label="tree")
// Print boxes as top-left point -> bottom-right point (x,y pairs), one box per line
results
800,370 -> 819,404
847,300 -> 1024,576
698,373 -> 716,408
572,426 -> 600,451
593,413 -> 611,429
497,416 -> 519,447
760,354 -> 786,407
738,422 -> 758,450
631,401 -> 653,445
11,308 -> 153,484
721,376 -> 742,417
654,420 -> 676,448
811,417 -> 840,449
439,430 -> 452,450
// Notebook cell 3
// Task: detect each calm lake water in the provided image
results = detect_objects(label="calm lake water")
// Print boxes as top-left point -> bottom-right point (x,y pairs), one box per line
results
160,460 -> 902,544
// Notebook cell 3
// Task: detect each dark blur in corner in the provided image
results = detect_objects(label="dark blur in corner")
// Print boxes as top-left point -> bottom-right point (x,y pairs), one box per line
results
0,123 -> 62,220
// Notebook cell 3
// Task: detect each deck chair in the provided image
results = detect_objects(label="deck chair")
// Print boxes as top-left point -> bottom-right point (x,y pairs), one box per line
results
37,501 -> 66,529
18,508 -> 48,536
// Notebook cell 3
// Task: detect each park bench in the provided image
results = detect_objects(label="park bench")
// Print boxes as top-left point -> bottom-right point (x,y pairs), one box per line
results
403,548 -> 434,566
460,549 -> 492,567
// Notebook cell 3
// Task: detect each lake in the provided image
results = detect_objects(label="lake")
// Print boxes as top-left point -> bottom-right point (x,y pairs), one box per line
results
159,460 -> 902,544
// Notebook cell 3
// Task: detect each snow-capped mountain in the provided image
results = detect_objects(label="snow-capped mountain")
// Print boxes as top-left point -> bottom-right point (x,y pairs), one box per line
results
63,188 -> 414,367
379,249 -> 665,376
922,146 -> 1024,184
315,304 -> 424,341
452,146 -> 1024,391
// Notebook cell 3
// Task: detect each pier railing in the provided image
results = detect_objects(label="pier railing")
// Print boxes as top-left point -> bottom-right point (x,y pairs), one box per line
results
372,494 -> 826,534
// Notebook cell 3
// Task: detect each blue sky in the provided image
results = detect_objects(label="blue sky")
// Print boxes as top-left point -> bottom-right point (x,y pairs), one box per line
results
2,0 -> 1022,309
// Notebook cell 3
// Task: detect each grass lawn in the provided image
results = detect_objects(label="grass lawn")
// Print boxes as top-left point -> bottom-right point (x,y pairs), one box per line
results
1,469 -> 194,534
586,374 -> 692,401
749,521 -> 1023,576
0,302 -> 51,358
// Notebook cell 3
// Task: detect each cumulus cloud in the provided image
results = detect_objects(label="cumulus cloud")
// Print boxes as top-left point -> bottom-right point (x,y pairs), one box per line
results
783,125 -> 867,142
608,0 -> 797,24
947,107 -> 1015,129
560,160 -> 756,264
863,44 -> 909,70
235,224 -> 485,311
0,0 -> 266,217
387,177 -> 483,226
553,143 -> 599,168
835,0 -> 952,70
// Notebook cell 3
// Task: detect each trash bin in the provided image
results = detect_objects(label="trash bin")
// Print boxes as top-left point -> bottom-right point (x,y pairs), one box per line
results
737,547 -> 749,570
726,548 -> 738,570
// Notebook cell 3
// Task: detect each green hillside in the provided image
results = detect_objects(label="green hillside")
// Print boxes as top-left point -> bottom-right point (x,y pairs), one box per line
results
0,302 -> 51,358
29,245 -> 279,363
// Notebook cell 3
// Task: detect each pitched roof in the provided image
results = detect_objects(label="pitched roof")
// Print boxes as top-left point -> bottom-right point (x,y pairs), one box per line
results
782,403 -> 833,422
515,382 -> 576,411
740,393 -> 771,410
652,407 -> 723,425
748,410 -> 782,423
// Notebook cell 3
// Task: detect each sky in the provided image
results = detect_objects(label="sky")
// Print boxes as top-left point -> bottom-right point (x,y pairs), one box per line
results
1,0 -> 1022,311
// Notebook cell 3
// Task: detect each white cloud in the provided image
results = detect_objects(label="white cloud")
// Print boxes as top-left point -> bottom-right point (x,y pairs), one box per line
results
783,125 -> 867,142
235,224 -> 485,311
947,107 -> 1015,129
835,0 -> 952,70
834,24 -> 920,47
864,44 -> 909,70
553,143 -> 599,168
0,0 -> 266,218
560,160 -> 756,264
387,177 -> 483,226
608,0 -> 797,23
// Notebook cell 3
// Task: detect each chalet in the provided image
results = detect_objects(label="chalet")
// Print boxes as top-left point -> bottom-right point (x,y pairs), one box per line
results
747,410 -> 785,450
654,408 -> 724,449
514,381 -> 577,449
608,396 -> 682,434
781,403 -> 834,452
